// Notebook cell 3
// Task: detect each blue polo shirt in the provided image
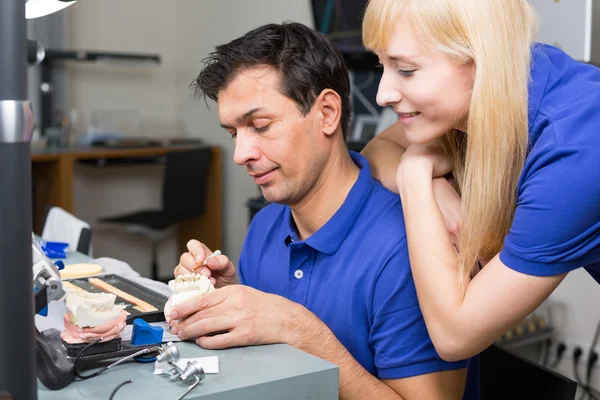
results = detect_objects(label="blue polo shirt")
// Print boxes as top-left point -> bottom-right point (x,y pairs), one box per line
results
239,152 -> 476,397
499,44 -> 600,282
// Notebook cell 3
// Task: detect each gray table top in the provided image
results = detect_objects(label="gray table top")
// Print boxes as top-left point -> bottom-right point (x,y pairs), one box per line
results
38,342 -> 339,400
38,251 -> 339,399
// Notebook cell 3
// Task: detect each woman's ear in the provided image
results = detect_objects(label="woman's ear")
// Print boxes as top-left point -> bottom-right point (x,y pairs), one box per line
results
316,89 -> 342,137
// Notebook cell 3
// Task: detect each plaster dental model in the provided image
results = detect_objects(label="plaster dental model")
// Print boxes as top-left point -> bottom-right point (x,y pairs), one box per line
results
60,288 -> 127,344
164,273 -> 215,323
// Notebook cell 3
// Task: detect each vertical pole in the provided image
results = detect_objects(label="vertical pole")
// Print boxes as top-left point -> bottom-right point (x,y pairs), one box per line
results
0,0 -> 38,399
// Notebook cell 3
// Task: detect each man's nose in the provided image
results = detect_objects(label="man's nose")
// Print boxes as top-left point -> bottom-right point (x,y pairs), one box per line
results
376,70 -> 402,107
233,130 -> 260,166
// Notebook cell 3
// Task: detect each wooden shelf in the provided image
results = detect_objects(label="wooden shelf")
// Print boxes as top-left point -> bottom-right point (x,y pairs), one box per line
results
31,144 -> 223,255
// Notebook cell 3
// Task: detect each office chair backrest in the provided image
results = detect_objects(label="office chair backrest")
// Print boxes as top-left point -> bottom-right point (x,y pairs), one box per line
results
480,345 -> 577,400
41,206 -> 93,255
162,147 -> 213,222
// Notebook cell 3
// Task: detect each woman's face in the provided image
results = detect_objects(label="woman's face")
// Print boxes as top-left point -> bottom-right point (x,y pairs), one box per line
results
375,16 -> 475,144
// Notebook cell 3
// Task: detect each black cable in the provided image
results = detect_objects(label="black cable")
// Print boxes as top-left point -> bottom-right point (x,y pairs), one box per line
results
108,380 -> 132,400
550,342 -> 567,368
582,386 -> 600,400
544,305 -> 554,368
589,350 -> 600,384
574,348 -> 600,400
542,338 -> 552,367
73,340 -> 160,381
73,338 -> 111,380
587,320 -> 600,387
579,319 -> 600,400
575,348 -> 584,383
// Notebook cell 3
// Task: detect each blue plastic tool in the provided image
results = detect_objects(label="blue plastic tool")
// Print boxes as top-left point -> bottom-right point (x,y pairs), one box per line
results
54,260 -> 65,270
131,318 -> 164,362
131,318 -> 164,346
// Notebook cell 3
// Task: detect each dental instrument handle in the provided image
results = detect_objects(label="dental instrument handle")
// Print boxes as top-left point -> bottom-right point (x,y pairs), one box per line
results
193,250 -> 222,272
106,347 -> 161,370
176,375 -> 200,400
204,250 -> 222,265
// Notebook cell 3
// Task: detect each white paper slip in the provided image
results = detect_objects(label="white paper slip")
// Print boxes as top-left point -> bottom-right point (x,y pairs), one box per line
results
154,356 -> 219,375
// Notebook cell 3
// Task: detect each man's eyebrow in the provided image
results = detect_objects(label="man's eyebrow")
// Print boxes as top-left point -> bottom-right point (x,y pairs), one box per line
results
220,107 -> 267,129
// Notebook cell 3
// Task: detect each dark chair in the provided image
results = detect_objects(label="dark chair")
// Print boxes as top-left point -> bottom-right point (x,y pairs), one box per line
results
41,206 -> 93,256
481,345 -> 577,400
98,147 -> 212,282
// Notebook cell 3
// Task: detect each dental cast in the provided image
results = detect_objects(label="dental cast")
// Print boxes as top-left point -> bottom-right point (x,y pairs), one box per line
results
65,289 -> 122,328
164,273 -> 214,321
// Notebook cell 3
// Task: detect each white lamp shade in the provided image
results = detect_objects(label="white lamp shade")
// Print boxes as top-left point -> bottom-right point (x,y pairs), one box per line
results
26,0 -> 77,19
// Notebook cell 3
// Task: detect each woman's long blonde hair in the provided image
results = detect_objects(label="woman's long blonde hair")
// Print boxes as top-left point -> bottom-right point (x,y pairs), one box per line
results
363,0 -> 538,291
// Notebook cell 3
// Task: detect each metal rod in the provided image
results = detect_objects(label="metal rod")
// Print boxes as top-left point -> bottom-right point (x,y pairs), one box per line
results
105,347 -> 162,371
0,0 -> 38,399
0,0 -> 27,101
176,376 -> 200,400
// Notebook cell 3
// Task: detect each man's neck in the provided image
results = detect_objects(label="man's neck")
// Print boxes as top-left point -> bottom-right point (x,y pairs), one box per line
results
290,147 -> 359,241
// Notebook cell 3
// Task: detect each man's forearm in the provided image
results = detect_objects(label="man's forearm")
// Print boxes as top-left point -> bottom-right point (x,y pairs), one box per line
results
287,308 -> 402,400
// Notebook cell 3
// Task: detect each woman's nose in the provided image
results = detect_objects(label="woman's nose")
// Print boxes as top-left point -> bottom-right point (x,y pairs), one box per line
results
376,70 -> 402,107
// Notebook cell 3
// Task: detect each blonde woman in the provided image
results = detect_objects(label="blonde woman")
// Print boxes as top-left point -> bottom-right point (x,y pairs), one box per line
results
361,0 -> 600,364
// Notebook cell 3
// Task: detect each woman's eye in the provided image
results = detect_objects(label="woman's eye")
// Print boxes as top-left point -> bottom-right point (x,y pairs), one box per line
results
398,69 -> 416,77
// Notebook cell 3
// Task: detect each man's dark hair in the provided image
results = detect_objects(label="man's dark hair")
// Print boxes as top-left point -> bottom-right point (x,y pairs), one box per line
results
192,22 -> 352,138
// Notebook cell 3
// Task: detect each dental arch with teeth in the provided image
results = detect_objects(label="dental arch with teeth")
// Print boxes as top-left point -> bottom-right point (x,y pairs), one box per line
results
164,273 -> 215,321
65,290 -> 122,328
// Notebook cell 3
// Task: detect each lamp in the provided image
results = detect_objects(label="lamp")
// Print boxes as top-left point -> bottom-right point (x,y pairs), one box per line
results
0,1 -> 79,399
26,0 -> 78,19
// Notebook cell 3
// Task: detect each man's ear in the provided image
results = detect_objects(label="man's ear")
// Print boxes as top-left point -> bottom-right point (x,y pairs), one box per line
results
316,89 -> 342,137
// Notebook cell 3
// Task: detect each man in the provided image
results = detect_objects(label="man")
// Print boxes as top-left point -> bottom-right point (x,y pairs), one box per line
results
169,22 -> 476,399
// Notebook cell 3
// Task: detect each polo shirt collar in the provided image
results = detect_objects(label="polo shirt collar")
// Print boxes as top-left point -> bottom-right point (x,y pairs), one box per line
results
282,151 -> 375,255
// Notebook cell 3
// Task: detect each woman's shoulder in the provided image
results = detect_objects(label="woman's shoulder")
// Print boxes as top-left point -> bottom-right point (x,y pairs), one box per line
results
528,43 -> 600,153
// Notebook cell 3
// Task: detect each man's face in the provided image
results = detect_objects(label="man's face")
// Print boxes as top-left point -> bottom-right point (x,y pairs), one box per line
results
218,66 -> 325,205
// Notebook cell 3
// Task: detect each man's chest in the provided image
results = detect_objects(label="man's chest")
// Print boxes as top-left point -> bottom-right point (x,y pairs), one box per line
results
244,244 -> 373,316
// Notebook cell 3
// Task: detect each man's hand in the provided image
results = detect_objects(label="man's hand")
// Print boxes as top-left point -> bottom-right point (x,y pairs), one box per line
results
168,285 -> 315,349
174,240 -> 236,288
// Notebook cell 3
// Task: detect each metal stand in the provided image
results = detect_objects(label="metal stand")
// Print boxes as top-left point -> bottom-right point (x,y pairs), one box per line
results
0,0 -> 37,399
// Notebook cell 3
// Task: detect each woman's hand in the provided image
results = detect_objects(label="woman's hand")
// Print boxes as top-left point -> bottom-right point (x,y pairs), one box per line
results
396,142 -> 452,188
397,142 -> 461,251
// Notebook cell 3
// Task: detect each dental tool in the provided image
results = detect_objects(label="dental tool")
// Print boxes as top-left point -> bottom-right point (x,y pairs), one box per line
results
156,342 -> 206,400
193,249 -> 222,272
74,340 -> 205,399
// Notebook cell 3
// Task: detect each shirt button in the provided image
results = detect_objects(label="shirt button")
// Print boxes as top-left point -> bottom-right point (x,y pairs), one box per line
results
294,270 -> 304,279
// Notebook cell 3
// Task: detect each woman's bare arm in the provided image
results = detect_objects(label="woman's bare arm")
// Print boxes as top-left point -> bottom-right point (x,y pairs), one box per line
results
398,157 -> 565,361
361,122 -> 411,192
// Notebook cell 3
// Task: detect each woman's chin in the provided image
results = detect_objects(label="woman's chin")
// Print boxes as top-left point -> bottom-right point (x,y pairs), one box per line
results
405,127 -> 447,145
